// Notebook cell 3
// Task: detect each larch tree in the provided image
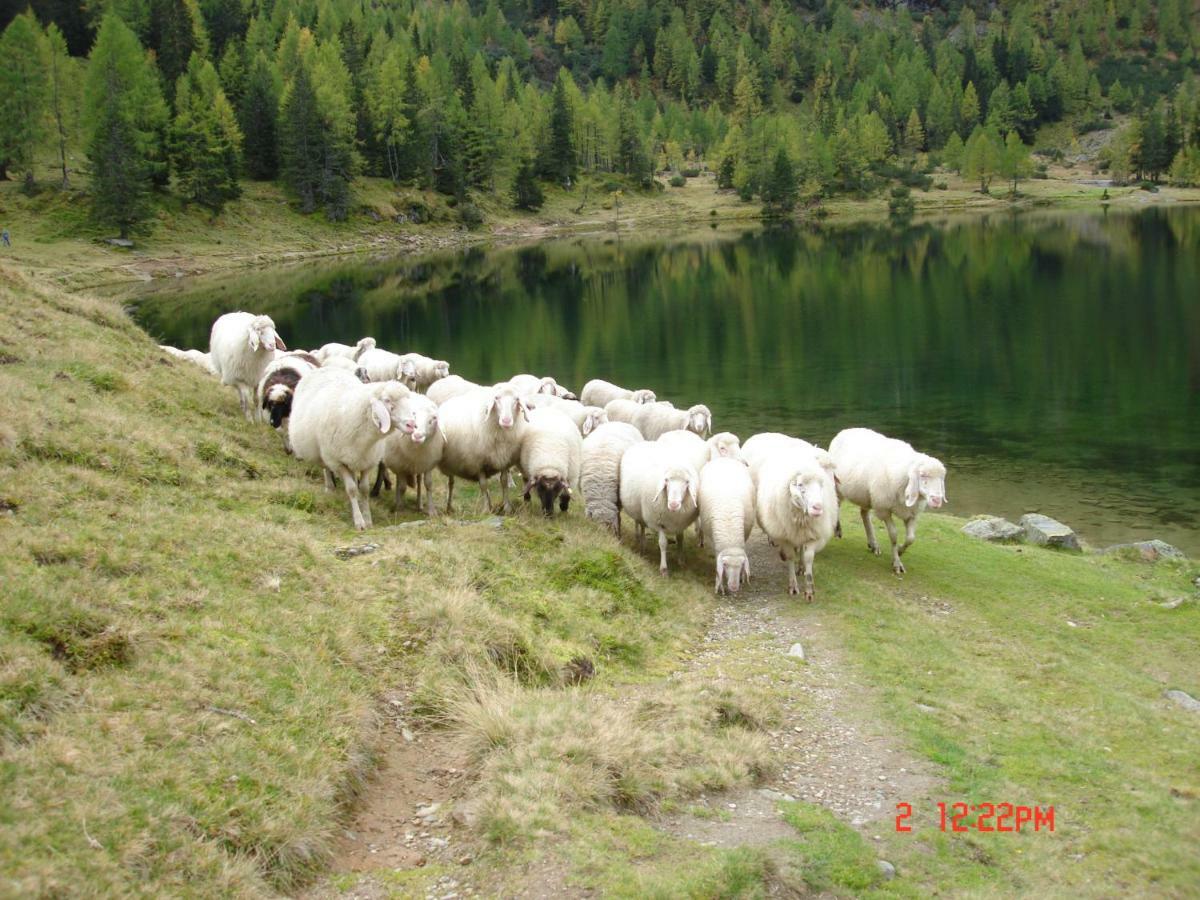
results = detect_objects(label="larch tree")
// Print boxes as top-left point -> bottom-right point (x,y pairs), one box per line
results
0,12 -> 50,191
84,13 -> 169,238
45,23 -> 80,188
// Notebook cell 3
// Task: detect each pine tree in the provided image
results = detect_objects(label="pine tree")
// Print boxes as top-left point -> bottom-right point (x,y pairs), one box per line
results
761,147 -> 798,213
962,125 -> 1002,193
511,156 -> 544,210
171,54 -> 242,211
904,108 -> 925,154
84,14 -> 169,237
0,13 -> 50,191
280,62 -> 323,213
614,87 -> 650,183
542,71 -> 577,185
147,0 -> 209,99
717,154 -> 735,189
239,52 -> 280,180
942,131 -> 966,171
1000,130 -> 1032,193
960,81 -> 981,135
925,81 -> 955,148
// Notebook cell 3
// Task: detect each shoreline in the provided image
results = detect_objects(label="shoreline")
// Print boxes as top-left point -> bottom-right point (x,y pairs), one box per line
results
4,173 -> 1199,293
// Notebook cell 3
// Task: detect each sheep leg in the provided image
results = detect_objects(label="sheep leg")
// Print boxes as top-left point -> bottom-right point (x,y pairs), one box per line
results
394,472 -> 406,512
861,507 -> 880,555
477,475 -> 493,513
882,514 -> 905,574
424,472 -> 436,517
371,463 -> 387,497
658,528 -> 670,576
786,556 -> 800,596
637,522 -> 646,551
696,522 -> 704,548
340,468 -> 369,531
677,530 -> 685,564
415,474 -> 422,511
499,469 -> 512,514
237,384 -> 253,421
900,517 -> 917,555
323,468 -> 336,492
445,475 -> 455,514
801,544 -> 816,602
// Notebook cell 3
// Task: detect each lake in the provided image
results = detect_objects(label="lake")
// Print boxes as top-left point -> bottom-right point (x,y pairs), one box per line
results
130,206 -> 1200,554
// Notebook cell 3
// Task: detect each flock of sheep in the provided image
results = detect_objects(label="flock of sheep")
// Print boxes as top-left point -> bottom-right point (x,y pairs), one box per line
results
160,311 -> 948,601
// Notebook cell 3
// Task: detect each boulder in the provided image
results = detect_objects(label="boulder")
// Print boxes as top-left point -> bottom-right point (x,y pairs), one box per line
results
1164,690 -> 1200,714
1102,540 -> 1185,561
1019,514 -> 1081,552
962,515 -> 1024,543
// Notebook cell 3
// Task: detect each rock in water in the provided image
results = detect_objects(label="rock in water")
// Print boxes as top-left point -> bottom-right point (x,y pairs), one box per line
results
1019,514 -> 1081,552
1103,540 -> 1186,561
1165,690 -> 1200,713
962,516 -> 1024,542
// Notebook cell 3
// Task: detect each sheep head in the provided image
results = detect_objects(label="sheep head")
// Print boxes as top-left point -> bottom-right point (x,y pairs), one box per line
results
630,389 -> 657,404
906,454 -> 947,509
787,466 -> 826,519
686,405 -> 712,438
248,315 -> 283,353
654,465 -> 698,513
707,432 -> 741,461
486,385 -> 527,429
716,549 -> 750,595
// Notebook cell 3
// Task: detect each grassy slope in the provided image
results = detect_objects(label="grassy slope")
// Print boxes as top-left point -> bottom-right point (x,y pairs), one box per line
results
1,262 -> 1198,896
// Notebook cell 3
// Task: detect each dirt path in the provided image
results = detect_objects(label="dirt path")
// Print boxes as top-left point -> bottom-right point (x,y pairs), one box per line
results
655,534 -> 938,849
312,534 -> 937,897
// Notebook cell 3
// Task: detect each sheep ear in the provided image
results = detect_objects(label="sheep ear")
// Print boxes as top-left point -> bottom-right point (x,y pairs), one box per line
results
370,399 -> 391,434
716,556 -> 725,579
654,478 -> 666,501
275,334 -> 287,351
904,465 -> 920,507
742,556 -> 751,580
518,398 -> 530,421
483,396 -> 497,421
248,330 -> 260,352
687,479 -> 698,507
582,416 -> 595,436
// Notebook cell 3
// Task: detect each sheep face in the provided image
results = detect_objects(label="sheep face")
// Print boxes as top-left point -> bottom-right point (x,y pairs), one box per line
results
262,383 -> 294,429
655,467 -> 697,513
631,389 -> 657,404
581,407 -> 607,436
537,377 -> 559,395
399,358 -> 419,389
370,383 -> 411,435
708,432 -> 741,461
906,455 -> 948,509
716,549 -> 750,595
354,337 -> 376,359
687,405 -> 713,438
397,396 -> 439,445
788,471 -> 826,519
487,387 -> 528,430
248,316 -> 284,353
524,474 -> 571,516
434,361 -> 450,379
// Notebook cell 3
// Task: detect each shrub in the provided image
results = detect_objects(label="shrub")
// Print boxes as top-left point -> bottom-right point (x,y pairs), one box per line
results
458,202 -> 484,228
681,167 -> 700,178
669,174 -> 685,187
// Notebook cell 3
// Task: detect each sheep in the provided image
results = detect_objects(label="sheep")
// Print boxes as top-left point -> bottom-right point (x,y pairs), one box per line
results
379,393 -> 445,516
581,379 -> 657,409
316,337 -> 375,363
707,432 -> 742,462
209,312 -> 285,421
160,345 -> 218,376
580,422 -> 643,533
828,427 -> 947,575
288,368 -> 412,530
657,429 -> 741,547
619,441 -> 699,576
741,433 -> 833,486
604,397 -> 642,425
756,449 -> 838,601
257,353 -> 320,452
632,401 -> 712,440
436,382 -> 530,514
427,374 -> 483,405
518,407 -> 583,516
699,457 -> 756,594
357,347 -> 412,384
319,356 -> 370,381
526,396 -> 607,436
401,353 -> 450,392
508,374 -> 561,398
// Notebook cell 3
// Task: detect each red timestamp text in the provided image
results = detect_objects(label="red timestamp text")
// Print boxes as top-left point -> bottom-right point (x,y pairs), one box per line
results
894,802 -> 1055,833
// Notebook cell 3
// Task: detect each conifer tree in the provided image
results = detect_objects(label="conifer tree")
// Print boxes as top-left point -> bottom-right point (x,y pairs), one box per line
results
171,54 -> 242,211
761,147 -> 798,213
0,13 -> 50,191
46,23 -> 79,188
542,71 -> 577,185
280,62 -> 324,212
511,156 -> 544,210
240,52 -> 280,180
84,13 -> 169,237
147,0 -> 209,98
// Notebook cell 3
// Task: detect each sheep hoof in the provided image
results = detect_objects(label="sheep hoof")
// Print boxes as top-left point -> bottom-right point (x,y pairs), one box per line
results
869,544 -> 880,555
893,561 -> 906,575
835,522 -> 842,539
804,588 -> 815,603
659,567 -> 669,577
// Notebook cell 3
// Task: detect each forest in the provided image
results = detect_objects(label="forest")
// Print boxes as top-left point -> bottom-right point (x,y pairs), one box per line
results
1,0 -> 1199,234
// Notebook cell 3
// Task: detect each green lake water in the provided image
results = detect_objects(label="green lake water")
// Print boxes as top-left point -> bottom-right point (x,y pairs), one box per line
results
130,206 -> 1200,554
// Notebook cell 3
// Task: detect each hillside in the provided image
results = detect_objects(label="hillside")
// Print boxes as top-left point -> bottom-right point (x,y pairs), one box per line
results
1,262 -> 1198,895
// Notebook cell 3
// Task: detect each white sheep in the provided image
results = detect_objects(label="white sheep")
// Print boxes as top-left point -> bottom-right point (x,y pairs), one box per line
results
436,383 -> 530,514
580,422 -> 643,533
828,427 -> 947,575
699,457 -> 756,594
427,374 -> 482,405
707,432 -> 741,461
160,345 -> 218,376
632,401 -> 712,440
209,312 -> 285,421
619,441 -> 699,576
741,432 -> 833,485
657,429 -> 741,547
357,347 -> 412,384
379,393 -> 445,516
257,352 -> 320,452
604,397 -> 642,425
508,373 -> 561,397
401,353 -> 450,392
581,379 -> 656,408
518,407 -> 583,516
756,450 -> 838,600
316,337 -> 375,363
319,355 -> 370,381
288,368 -> 412,530
526,396 -> 607,436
